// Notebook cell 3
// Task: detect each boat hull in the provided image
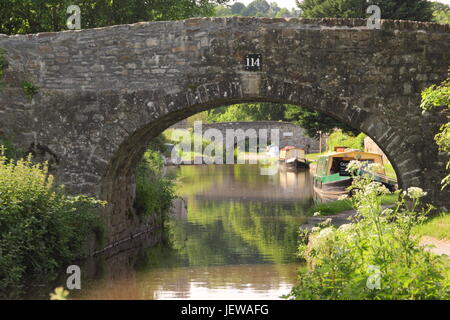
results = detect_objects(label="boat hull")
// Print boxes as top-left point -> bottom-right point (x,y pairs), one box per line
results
284,158 -> 309,170
313,176 -> 352,201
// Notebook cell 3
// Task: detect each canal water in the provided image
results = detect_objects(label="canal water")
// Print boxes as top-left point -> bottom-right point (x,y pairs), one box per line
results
39,164 -> 315,300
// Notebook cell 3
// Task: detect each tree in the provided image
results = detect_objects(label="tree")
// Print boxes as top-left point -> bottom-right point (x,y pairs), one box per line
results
207,103 -> 287,122
243,0 -> 271,16
231,2 -> 246,15
0,0 -> 230,35
215,5 -> 233,17
430,1 -> 450,24
297,0 -> 433,22
421,71 -> 450,189
284,105 -> 359,138
275,8 -> 293,18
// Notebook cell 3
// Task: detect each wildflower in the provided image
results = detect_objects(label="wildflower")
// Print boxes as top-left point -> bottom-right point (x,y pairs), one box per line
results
381,208 -> 393,216
406,187 -> 427,199
313,212 -> 321,217
346,160 -> 364,174
317,227 -> 334,240
364,182 -> 390,196
338,223 -> 354,232
312,226 -> 320,233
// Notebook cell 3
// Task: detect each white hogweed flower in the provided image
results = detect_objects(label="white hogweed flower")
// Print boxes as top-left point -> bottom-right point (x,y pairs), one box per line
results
406,187 -> 427,199
346,160 -> 364,174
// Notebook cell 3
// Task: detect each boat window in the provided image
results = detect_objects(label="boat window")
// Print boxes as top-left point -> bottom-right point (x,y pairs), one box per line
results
330,158 -> 343,175
317,158 -> 327,176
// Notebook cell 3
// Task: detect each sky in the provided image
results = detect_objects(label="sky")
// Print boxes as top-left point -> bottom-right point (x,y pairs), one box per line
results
230,0 -> 450,11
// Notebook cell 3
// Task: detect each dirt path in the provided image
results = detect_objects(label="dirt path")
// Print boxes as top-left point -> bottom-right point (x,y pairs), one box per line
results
302,209 -> 450,257
420,236 -> 450,256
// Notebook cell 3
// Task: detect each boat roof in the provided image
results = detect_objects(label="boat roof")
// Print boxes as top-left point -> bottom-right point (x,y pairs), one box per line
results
317,150 -> 384,160
281,146 -> 304,151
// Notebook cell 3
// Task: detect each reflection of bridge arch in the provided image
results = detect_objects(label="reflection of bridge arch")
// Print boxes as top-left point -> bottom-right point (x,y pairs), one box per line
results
1,18 -> 449,245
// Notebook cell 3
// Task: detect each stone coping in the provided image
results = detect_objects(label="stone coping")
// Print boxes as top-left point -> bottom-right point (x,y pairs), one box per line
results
0,17 -> 448,40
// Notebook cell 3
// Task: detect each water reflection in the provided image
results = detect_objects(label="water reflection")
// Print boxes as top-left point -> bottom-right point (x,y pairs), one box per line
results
73,164 -> 314,300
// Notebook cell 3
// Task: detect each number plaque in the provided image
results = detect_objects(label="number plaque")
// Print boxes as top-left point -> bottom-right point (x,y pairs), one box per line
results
244,54 -> 262,71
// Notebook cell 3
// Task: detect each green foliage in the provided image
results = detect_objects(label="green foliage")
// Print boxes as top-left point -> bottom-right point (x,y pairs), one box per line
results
289,169 -> 449,300
285,105 -> 360,138
49,287 -> 69,300
0,150 -> 105,298
431,1 -> 450,24
215,5 -> 233,17
421,71 -> 450,188
0,0 -> 230,35
0,136 -> 22,160
135,147 -> 176,219
186,111 -> 209,127
215,0 -> 298,18
205,103 -> 358,139
231,2 -> 246,15
298,0 -> 433,22
326,130 -> 366,151
208,103 -> 286,123
21,81 -> 39,101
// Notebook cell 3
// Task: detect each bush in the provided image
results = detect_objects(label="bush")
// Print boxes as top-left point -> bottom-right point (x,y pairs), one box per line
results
134,149 -> 176,220
0,151 -> 105,298
289,163 -> 450,300
421,71 -> 449,189
327,130 -> 366,152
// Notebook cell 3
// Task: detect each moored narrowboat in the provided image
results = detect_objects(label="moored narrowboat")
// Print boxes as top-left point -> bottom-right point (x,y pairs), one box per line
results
279,146 -> 309,169
313,149 -> 396,201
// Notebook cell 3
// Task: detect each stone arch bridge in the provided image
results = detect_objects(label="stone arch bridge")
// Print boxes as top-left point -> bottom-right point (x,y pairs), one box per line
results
0,18 -> 449,247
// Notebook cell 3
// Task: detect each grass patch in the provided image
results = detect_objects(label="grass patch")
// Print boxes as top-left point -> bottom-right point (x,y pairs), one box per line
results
309,194 -> 398,216
413,213 -> 450,240
305,152 -> 325,161
384,163 -> 397,180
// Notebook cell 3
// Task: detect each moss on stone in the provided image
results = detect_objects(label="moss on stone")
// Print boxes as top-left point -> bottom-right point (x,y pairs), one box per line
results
21,81 -> 39,100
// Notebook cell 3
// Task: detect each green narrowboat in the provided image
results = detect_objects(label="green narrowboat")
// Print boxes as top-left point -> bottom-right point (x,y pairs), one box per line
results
313,150 -> 395,201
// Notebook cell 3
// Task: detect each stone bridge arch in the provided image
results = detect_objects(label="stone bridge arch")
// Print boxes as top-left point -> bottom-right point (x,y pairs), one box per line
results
0,17 -> 449,246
